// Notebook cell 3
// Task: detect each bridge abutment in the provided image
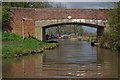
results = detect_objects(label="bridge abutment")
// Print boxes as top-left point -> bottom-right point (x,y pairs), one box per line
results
34,26 -> 46,42
42,28 -> 46,42
97,27 -> 104,41
97,24 -> 109,41
35,26 -> 43,41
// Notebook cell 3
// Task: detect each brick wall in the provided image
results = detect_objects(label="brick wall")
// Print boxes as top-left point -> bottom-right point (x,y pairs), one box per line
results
9,8 -> 35,37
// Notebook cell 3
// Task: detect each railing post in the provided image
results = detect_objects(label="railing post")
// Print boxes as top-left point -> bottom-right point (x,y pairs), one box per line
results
22,17 -> 33,40
22,17 -> 25,40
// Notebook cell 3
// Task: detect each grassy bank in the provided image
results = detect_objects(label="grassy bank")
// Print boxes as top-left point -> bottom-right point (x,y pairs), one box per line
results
99,32 -> 120,51
2,31 -> 58,58
78,36 -> 96,42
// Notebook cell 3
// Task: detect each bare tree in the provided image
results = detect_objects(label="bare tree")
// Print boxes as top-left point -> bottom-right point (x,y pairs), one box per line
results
71,25 -> 84,36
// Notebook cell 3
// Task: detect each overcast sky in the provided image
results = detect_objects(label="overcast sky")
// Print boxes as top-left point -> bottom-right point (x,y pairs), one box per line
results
61,2 -> 114,9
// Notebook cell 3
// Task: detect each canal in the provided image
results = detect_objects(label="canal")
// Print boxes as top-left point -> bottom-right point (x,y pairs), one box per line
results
2,39 -> 120,78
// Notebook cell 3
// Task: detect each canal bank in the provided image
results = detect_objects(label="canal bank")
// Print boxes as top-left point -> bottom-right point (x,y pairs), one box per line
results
2,31 -> 58,58
2,39 -> 120,78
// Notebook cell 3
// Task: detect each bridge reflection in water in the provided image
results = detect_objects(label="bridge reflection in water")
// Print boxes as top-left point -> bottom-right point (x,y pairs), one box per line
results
2,40 -> 120,78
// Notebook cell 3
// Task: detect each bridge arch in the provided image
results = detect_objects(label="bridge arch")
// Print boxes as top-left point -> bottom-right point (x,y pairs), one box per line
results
35,19 -> 108,41
8,8 -> 110,40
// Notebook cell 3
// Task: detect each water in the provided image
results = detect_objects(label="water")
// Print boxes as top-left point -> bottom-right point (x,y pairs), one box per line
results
2,39 -> 120,78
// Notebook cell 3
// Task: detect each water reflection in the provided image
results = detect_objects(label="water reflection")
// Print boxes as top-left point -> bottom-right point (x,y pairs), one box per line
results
2,39 -> 119,78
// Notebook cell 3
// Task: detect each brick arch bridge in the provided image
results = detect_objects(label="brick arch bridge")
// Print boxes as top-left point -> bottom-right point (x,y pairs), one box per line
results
9,8 -> 109,41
